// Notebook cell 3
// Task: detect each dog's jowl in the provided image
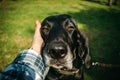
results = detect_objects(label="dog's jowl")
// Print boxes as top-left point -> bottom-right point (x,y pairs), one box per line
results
41,14 -> 91,80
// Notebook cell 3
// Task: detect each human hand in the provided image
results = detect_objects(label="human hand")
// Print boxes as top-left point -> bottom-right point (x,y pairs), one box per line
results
30,20 -> 43,54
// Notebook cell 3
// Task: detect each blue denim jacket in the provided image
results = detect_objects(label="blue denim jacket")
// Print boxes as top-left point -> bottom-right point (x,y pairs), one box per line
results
0,49 -> 49,80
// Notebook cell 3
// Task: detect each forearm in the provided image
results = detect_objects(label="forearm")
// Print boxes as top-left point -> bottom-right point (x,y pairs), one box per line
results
30,20 -> 43,54
2,49 -> 49,80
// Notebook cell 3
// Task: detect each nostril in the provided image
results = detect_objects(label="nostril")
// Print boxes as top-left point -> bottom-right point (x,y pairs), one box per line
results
49,49 -> 56,58
60,49 -> 66,57
49,49 -> 55,54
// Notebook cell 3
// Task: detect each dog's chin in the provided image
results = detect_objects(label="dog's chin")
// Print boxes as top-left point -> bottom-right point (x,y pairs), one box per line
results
46,63 -> 72,70
51,65 -> 64,69
51,65 -> 80,75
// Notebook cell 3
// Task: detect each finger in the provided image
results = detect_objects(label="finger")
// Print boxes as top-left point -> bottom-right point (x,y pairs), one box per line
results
35,20 -> 41,29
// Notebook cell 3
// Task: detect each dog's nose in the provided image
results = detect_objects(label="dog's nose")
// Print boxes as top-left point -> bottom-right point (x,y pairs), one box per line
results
49,47 -> 66,59
48,43 -> 67,59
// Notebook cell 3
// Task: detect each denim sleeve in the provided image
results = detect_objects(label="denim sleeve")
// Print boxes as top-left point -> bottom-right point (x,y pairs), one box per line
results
0,49 -> 49,80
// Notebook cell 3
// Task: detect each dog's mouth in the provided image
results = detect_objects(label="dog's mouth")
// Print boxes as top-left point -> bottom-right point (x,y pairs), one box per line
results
46,59 -> 80,75
55,67 -> 80,75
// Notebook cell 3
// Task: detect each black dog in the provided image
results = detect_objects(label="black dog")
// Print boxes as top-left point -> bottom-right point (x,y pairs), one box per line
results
41,14 -> 91,80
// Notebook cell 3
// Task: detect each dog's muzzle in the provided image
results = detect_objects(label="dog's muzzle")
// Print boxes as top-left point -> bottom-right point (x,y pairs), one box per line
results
43,38 -> 74,70
48,41 -> 67,59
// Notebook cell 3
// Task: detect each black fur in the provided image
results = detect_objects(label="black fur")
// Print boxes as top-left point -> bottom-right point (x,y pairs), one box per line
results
41,14 -> 91,80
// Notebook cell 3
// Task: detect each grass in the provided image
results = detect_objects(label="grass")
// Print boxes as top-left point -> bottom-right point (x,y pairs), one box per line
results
0,0 -> 120,80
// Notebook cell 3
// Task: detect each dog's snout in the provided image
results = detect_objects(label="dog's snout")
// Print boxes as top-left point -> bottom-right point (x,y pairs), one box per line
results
48,42 -> 67,59
49,48 -> 66,58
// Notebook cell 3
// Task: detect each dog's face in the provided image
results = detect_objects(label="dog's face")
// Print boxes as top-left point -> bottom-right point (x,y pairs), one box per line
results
41,14 -> 91,71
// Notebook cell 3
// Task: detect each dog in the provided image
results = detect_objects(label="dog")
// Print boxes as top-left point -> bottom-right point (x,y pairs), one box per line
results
41,14 -> 91,80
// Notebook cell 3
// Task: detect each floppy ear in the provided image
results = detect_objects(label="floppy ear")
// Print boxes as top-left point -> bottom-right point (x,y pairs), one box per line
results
68,17 -> 91,68
77,30 -> 91,69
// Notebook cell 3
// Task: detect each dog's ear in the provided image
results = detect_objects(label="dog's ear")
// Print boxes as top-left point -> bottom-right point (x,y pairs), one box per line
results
77,30 -> 91,69
70,17 -> 91,69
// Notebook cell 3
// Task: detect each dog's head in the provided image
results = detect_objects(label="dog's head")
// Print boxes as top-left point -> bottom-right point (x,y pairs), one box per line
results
41,14 -> 91,72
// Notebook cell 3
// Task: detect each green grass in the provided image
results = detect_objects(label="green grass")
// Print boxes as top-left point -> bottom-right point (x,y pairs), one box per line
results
0,0 -> 120,80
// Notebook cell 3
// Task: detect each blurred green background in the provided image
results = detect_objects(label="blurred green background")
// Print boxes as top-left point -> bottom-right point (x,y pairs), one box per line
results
0,0 -> 120,80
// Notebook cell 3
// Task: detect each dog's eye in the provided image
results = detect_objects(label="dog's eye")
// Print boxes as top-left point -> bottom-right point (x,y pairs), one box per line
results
66,26 -> 74,32
42,26 -> 50,34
